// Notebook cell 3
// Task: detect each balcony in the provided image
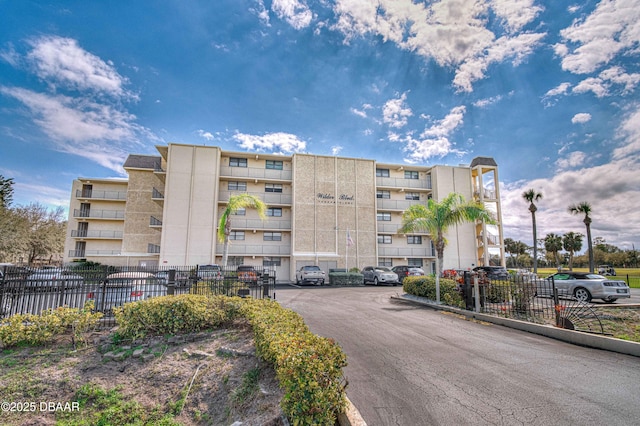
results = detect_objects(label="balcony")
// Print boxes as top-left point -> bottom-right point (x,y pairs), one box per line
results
218,190 -> 292,205
223,218 -> 291,230
376,199 -> 416,211
73,209 -> 125,220
152,187 -> 164,200
376,176 -> 431,190
220,166 -> 292,181
215,244 -> 290,256
68,249 -> 121,258
377,247 -> 435,257
75,189 -> 127,201
71,230 -> 123,239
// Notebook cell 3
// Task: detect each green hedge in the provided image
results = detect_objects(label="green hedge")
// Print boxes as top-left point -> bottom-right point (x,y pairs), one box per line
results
328,272 -> 364,286
403,276 -> 464,308
241,298 -> 347,425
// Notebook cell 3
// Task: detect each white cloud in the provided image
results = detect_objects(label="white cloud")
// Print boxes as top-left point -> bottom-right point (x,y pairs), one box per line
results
326,0 -> 544,92
26,36 -> 136,99
331,145 -> 343,155
473,94 -> 503,108
382,92 -> 412,128
272,0 -> 313,30
403,105 -> 467,162
233,131 -> 307,153
557,0 -> 640,75
572,77 -> 608,97
350,107 -> 367,118
544,82 -> 572,98
571,113 -> 592,124
555,151 -> 587,170
196,129 -> 215,141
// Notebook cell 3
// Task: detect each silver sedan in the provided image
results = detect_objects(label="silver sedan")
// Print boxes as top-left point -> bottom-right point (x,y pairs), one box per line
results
537,271 -> 630,303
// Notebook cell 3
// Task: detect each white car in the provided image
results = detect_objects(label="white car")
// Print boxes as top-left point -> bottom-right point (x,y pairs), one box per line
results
362,266 -> 399,286
296,265 -> 326,285
537,271 -> 630,303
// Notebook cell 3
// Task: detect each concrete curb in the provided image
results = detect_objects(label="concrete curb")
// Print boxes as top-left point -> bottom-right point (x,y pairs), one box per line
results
392,293 -> 640,358
338,396 -> 368,426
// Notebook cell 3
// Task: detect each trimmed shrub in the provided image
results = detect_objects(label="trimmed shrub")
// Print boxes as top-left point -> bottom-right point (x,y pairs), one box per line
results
114,294 -> 241,339
403,276 -> 464,308
241,298 -> 347,425
328,272 -> 364,286
0,301 -> 103,348
189,280 -> 248,297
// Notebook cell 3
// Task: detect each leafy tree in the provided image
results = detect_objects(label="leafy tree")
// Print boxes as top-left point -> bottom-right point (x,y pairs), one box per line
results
399,193 -> 495,303
562,232 -> 583,271
544,233 -> 563,269
217,193 -> 266,267
568,201 -> 595,273
627,248 -> 639,268
0,175 -> 15,209
522,189 -> 543,274
14,203 -> 66,265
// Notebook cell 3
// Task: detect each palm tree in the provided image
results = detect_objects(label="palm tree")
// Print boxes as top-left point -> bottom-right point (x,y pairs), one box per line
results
522,189 -> 543,274
544,233 -> 564,269
568,201 -> 595,273
562,231 -> 583,271
217,193 -> 267,267
399,193 -> 495,303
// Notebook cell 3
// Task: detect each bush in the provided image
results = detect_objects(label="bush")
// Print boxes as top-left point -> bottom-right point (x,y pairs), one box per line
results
328,272 -> 364,286
241,298 -> 347,425
114,294 -> 241,339
403,276 -> 464,308
0,301 -> 103,348
189,280 -> 248,297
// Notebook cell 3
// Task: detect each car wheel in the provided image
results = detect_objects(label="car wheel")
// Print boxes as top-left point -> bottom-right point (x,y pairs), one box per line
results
574,287 -> 592,303
603,298 -> 617,303
373,277 -> 379,286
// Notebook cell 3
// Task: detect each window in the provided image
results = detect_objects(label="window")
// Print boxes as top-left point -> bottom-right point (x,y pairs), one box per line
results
229,157 -> 247,167
377,212 -> 391,221
267,207 -> 282,217
264,232 -> 282,241
407,235 -> 422,244
229,231 -> 245,240
228,181 -> 247,191
232,208 -> 246,216
263,257 -> 282,267
265,183 -> 283,193
377,190 -> 390,199
376,168 -> 390,177
405,192 -> 419,201
379,258 -> 392,267
404,170 -> 419,179
266,160 -> 283,170
408,258 -> 423,267
377,235 -> 392,244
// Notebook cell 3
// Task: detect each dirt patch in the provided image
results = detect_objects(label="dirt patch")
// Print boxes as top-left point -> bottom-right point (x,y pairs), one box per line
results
0,319 -> 286,425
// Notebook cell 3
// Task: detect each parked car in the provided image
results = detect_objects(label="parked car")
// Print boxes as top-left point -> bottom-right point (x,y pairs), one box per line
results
296,265 -> 326,285
392,265 -> 425,283
26,269 -> 85,290
155,270 -> 190,286
88,272 -> 166,313
472,266 -> 509,280
362,266 -> 399,286
235,265 -> 259,283
536,271 -> 630,303
597,265 -> 616,276
197,264 -> 223,281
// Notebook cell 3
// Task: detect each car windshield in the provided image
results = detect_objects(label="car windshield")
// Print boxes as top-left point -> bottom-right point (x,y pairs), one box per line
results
375,267 -> 392,272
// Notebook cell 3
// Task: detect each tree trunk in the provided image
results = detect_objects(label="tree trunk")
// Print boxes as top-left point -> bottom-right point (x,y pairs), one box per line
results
585,218 -> 594,273
530,204 -> 538,274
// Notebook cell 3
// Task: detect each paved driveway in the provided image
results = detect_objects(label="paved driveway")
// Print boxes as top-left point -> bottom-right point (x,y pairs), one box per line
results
275,285 -> 640,426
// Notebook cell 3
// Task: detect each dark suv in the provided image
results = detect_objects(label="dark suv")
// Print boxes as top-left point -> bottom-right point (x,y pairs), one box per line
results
472,266 -> 509,280
391,265 -> 425,283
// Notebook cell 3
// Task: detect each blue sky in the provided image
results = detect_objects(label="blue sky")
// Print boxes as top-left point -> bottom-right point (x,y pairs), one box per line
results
1,0 -> 639,253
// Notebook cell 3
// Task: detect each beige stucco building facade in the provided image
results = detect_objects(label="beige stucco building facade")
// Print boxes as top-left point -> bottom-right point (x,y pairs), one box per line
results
64,143 -> 504,281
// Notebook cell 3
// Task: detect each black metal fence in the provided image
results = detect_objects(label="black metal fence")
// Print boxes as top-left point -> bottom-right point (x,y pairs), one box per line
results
0,265 -> 276,326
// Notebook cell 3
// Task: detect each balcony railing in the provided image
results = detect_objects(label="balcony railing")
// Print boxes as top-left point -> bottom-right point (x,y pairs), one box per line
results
71,230 -> 123,239
223,218 -> 291,230
68,249 -> 121,257
218,190 -> 292,205
154,161 -> 165,173
73,209 -> 125,219
76,189 -> 127,200
376,199 -> 416,211
377,247 -> 435,257
376,176 -> 432,189
152,188 -> 164,199
150,216 -> 163,227
147,244 -> 161,254
220,166 -> 292,181
215,244 -> 290,255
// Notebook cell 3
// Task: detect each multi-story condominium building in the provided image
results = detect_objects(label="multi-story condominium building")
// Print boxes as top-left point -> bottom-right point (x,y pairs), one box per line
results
64,143 -> 504,282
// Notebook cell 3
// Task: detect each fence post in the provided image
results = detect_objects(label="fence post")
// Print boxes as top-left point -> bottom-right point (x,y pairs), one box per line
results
474,275 -> 480,313
167,269 -> 176,296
